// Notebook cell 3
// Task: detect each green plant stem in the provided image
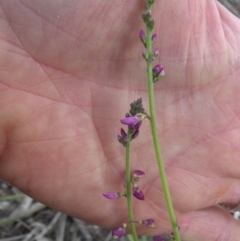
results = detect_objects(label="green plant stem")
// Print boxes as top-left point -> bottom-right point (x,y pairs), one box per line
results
127,234 -> 135,241
0,203 -> 46,227
0,193 -> 26,202
141,235 -> 148,241
126,131 -> 138,241
146,27 -> 181,241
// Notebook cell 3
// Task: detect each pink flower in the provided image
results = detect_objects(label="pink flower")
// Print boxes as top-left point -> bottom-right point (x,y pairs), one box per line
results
131,129 -> 139,139
120,116 -> 140,127
153,235 -> 167,241
118,128 -> 128,146
132,170 -> 145,182
152,33 -> 157,42
133,170 -> 145,176
153,64 -> 164,76
102,192 -> 121,199
153,48 -> 159,57
120,114 -> 146,128
153,64 -> 165,82
141,219 -> 155,227
139,30 -> 146,40
112,224 -> 126,239
132,185 -> 144,200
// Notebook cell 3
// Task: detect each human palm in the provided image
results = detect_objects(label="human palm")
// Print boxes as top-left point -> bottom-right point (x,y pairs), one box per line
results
1,0 -> 240,240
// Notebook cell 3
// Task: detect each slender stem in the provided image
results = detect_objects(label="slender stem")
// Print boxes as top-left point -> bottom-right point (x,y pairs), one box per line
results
127,234 -> 135,241
146,27 -> 181,241
125,131 -> 138,241
0,193 -> 25,202
0,203 -> 46,227
141,236 -> 148,241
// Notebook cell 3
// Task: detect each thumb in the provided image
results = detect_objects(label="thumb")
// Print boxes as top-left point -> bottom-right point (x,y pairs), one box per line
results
180,206 -> 240,241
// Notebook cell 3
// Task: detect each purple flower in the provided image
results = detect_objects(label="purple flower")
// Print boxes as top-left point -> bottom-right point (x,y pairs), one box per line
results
139,30 -> 146,41
152,33 -> 157,42
120,116 -> 140,127
112,225 -> 126,239
118,128 -> 128,146
141,219 -> 155,227
120,128 -> 127,139
118,136 -> 127,147
133,170 -> 145,176
160,69 -> 165,77
153,64 -> 164,75
153,235 -> 167,241
132,185 -> 144,200
153,48 -> 159,57
134,120 -> 142,129
120,114 -> 146,128
102,192 -> 121,199
132,170 -> 145,182
153,65 -> 165,82
131,129 -> 139,139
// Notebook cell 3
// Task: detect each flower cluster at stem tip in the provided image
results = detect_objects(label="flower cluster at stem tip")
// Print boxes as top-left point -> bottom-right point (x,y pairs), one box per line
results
140,1 -> 165,83
102,98 -> 156,239
118,98 -> 148,147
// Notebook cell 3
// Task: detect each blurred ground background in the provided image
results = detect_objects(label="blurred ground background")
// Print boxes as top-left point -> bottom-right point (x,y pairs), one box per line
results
218,0 -> 240,17
1,1 -> 240,241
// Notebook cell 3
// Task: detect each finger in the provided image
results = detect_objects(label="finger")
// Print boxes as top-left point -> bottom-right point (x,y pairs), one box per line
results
179,206 -> 240,241
164,168 -> 240,213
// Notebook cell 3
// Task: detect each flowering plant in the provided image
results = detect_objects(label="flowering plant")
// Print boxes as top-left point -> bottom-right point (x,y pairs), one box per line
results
103,1 -> 181,240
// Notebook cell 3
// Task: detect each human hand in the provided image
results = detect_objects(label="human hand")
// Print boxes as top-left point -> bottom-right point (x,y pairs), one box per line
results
0,0 -> 240,240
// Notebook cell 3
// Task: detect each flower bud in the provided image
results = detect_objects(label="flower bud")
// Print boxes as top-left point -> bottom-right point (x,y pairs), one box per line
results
152,33 -> 157,43
142,50 -> 148,60
142,11 -> 152,24
120,128 -> 127,139
153,235 -> 167,241
132,170 -> 145,182
132,184 -> 144,200
153,48 -> 159,57
153,64 -> 164,75
112,223 -> 127,239
117,135 -> 127,147
131,129 -> 139,139
139,30 -> 146,47
139,30 -> 146,40
140,219 -> 155,227
153,64 -> 165,82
